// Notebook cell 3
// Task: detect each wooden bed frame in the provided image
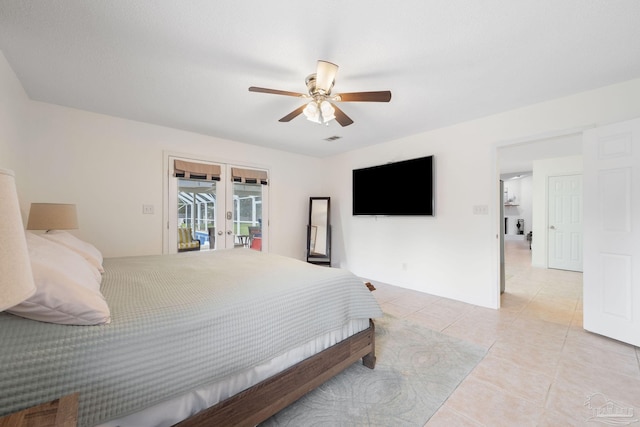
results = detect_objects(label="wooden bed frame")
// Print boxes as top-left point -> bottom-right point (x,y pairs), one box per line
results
174,319 -> 376,427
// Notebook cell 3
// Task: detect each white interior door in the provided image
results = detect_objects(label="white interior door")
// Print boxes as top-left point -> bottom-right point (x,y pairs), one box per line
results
547,174 -> 583,271
583,117 -> 640,346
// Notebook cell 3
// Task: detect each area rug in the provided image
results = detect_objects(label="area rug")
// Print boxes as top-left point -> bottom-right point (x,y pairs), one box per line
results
260,314 -> 487,426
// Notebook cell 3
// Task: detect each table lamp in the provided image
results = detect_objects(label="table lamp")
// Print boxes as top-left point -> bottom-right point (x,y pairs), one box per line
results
0,168 -> 36,311
27,203 -> 78,232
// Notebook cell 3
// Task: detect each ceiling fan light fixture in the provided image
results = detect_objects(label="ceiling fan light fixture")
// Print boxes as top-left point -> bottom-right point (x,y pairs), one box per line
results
303,100 -> 335,125
303,101 -> 321,123
320,100 -> 335,122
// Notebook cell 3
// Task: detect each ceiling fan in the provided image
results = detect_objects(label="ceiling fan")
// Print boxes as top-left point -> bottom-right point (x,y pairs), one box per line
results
249,60 -> 391,127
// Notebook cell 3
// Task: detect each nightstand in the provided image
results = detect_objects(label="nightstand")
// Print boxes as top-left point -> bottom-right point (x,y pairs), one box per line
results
0,393 -> 78,427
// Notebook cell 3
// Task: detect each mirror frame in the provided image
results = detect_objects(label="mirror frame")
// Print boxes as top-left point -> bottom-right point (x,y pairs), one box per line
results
307,197 -> 331,265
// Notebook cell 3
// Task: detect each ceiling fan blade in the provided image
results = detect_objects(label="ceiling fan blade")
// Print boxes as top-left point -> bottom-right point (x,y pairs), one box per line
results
331,104 -> 354,127
249,86 -> 306,97
336,91 -> 392,102
278,105 -> 306,122
315,60 -> 339,93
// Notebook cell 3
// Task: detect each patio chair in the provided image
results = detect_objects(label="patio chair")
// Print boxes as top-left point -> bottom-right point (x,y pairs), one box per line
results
178,227 -> 200,252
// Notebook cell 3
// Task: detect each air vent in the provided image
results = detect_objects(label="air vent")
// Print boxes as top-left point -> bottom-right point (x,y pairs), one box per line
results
324,136 -> 342,142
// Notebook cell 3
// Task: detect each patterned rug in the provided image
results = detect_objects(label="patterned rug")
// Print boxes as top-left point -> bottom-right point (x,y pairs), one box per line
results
261,314 -> 487,426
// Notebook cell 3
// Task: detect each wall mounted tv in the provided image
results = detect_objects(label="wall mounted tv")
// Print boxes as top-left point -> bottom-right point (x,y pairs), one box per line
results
352,155 -> 434,216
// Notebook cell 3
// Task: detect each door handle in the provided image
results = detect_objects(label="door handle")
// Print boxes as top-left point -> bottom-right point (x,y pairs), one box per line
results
227,230 -> 233,235
217,230 -> 223,236
549,225 -> 556,230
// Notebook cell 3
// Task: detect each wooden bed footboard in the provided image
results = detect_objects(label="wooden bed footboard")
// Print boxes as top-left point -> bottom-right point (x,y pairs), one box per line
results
174,319 -> 376,427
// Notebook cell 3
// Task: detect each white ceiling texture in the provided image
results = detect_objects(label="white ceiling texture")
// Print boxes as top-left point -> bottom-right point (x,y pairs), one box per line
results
1,1 -> 639,158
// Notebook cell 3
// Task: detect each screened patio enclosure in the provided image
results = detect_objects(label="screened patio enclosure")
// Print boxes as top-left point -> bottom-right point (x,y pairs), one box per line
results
178,179 -> 262,250
178,179 -> 216,248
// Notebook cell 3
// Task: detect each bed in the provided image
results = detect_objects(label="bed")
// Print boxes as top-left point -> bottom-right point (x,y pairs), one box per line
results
0,243 -> 382,426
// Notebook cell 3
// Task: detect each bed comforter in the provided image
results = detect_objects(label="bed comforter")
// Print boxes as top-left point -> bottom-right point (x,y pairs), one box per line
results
0,249 -> 382,426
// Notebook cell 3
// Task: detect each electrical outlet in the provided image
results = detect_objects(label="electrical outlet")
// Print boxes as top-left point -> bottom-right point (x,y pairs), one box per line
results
143,204 -> 154,214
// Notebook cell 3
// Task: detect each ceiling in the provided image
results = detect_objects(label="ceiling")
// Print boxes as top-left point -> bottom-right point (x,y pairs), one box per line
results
1,1 -> 639,158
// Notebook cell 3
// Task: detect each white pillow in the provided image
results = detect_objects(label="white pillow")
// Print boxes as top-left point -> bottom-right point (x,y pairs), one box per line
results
7,232 -> 111,325
40,230 -> 104,273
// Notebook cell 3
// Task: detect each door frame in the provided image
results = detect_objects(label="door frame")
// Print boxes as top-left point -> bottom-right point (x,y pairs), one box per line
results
492,125 -> 592,307
163,151 -> 270,254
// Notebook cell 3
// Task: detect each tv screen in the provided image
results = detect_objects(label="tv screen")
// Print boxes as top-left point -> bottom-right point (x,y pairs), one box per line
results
352,155 -> 434,216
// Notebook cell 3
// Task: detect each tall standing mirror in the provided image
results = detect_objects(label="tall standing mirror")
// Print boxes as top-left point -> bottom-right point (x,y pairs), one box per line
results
307,197 -> 331,265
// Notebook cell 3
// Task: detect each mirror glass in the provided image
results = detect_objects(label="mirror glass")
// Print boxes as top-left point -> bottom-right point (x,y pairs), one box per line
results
307,197 -> 330,264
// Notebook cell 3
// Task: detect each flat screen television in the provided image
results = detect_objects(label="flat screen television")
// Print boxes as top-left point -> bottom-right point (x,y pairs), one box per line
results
352,155 -> 434,216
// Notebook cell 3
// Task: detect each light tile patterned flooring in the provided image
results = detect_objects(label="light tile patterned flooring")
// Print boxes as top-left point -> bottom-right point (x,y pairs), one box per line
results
370,240 -> 640,426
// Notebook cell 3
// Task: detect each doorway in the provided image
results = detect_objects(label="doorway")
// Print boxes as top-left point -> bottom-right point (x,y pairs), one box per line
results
165,156 -> 269,254
496,131 -> 583,296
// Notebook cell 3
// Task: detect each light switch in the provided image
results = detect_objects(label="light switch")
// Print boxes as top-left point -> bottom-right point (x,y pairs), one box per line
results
473,205 -> 488,215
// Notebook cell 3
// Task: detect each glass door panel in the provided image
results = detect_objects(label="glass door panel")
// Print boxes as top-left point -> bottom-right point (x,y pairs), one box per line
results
177,179 -> 218,250
232,182 -> 263,250
168,157 -> 227,253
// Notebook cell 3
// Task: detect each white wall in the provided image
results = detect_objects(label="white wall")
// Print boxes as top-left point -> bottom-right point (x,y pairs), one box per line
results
531,155 -> 583,268
0,51 -> 326,259
0,53 -> 30,193
328,79 -> 640,309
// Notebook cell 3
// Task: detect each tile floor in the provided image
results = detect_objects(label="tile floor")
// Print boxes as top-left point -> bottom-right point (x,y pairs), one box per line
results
370,240 -> 640,427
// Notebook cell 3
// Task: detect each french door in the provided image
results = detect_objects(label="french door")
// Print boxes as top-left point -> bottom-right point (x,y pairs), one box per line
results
167,157 -> 268,253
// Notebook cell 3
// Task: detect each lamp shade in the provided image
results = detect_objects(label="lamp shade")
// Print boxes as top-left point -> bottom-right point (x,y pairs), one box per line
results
27,203 -> 78,231
0,168 -> 36,311
303,101 -> 320,123
320,101 -> 336,122
303,100 -> 335,124
315,60 -> 338,93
